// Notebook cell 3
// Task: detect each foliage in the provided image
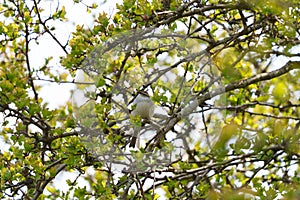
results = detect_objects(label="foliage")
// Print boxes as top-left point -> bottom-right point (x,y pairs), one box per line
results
0,0 -> 300,199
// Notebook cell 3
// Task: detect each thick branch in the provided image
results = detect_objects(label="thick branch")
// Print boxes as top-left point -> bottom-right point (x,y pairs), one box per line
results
32,164 -> 67,200
204,61 -> 299,101
183,61 -> 300,117
148,61 -> 300,150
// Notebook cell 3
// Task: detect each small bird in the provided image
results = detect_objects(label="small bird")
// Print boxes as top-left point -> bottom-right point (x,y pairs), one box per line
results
129,90 -> 155,147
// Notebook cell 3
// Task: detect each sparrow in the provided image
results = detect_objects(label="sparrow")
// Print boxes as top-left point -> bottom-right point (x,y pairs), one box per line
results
129,90 -> 155,147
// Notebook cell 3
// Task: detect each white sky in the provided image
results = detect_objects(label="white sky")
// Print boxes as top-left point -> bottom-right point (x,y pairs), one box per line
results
32,0 -> 122,109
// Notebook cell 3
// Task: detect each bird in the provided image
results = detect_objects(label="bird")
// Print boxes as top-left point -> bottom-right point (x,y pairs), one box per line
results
129,90 -> 155,147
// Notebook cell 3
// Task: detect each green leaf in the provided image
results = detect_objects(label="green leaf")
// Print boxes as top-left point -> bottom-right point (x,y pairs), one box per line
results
272,81 -> 290,103
96,77 -> 105,87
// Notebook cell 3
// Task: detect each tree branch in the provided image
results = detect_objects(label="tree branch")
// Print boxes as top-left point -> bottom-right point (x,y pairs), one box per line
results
148,61 -> 300,150
32,164 -> 67,200
32,0 -> 68,54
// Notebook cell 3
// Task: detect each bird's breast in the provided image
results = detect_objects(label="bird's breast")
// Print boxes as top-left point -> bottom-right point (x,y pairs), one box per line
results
133,101 -> 154,119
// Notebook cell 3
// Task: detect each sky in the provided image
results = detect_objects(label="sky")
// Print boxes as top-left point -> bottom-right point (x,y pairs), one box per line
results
33,0 -> 122,109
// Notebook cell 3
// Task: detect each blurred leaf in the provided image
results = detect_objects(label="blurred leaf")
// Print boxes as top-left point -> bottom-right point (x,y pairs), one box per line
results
272,80 -> 290,103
